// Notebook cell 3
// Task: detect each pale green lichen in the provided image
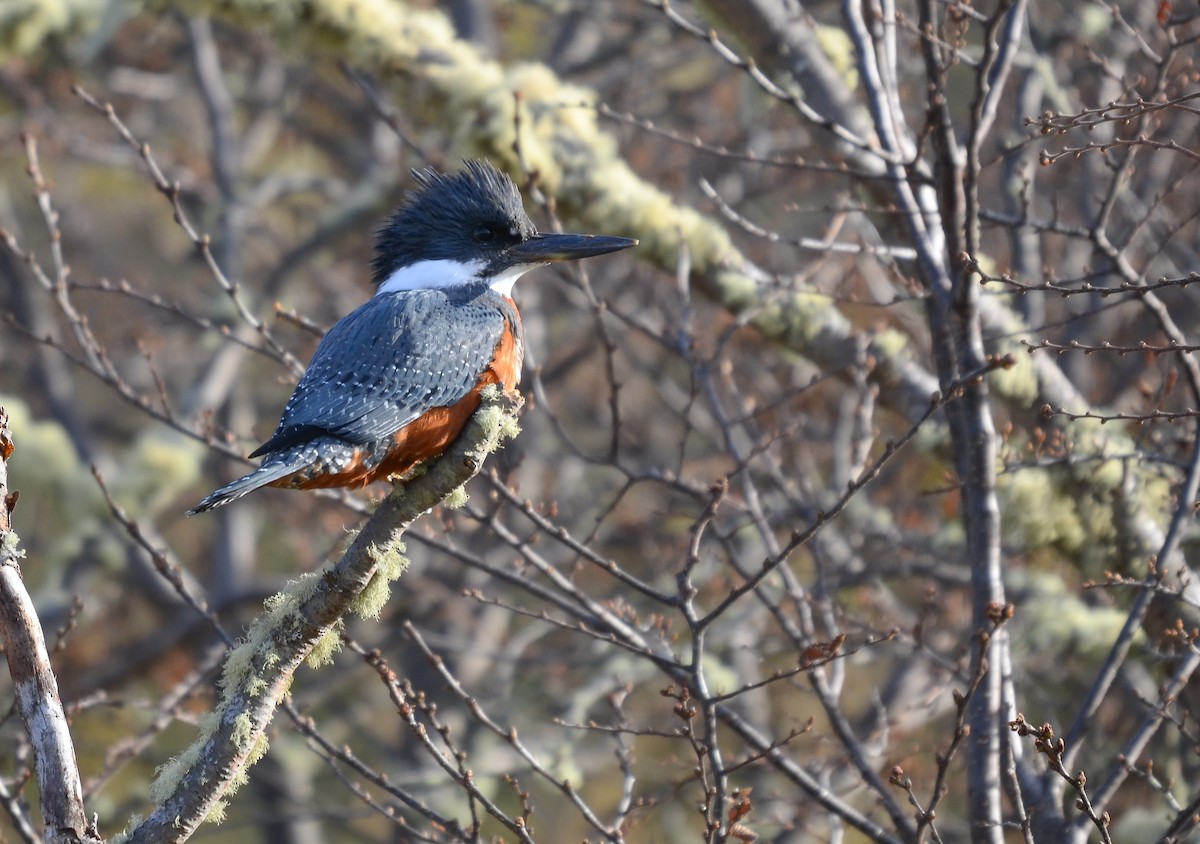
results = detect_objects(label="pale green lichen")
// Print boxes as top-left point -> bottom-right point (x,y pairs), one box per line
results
871,327 -> 910,361
110,813 -> 143,844
466,387 -> 522,465
204,799 -> 228,825
219,570 -> 328,690
998,411 -> 1175,575
1,530 -> 25,560
815,24 -> 859,90
987,341 -> 1039,407
264,570 -> 325,615
1012,569 -> 1144,661
305,619 -> 345,668
219,642 -> 258,696
352,540 -> 410,620
998,468 -> 1087,553
351,392 -> 517,620
244,674 -> 269,698
148,643 -> 282,828
443,484 -> 470,509
753,290 -> 843,350
710,270 -> 761,314
247,731 -> 270,767
109,429 -> 206,516
147,563 -> 345,830
229,712 -> 255,750
0,394 -> 112,567
0,0 -> 107,58
227,761 -> 250,793
150,710 -> 220,804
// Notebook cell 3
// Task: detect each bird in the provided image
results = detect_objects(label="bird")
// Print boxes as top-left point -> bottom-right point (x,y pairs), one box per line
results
189,160 -> 636,514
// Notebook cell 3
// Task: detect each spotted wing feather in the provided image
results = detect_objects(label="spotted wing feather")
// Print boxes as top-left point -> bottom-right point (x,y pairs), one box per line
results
251,285 -> 507,458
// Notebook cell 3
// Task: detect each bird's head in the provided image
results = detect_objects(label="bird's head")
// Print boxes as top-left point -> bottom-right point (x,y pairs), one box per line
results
371,160 -> 636,297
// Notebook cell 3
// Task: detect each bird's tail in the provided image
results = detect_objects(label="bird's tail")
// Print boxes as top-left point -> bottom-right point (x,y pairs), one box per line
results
187,454 -> 306,515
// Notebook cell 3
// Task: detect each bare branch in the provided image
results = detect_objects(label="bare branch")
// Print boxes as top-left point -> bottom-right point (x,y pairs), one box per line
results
0,409 -> 101,844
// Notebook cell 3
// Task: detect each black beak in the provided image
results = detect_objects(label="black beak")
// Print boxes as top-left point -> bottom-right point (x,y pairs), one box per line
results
509,232 -> 637,263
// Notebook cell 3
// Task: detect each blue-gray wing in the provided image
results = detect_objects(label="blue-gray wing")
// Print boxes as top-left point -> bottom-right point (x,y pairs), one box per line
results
250,288 -> 505,457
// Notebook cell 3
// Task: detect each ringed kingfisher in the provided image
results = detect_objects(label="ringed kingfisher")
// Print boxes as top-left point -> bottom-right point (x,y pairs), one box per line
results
189,160 -> 635,514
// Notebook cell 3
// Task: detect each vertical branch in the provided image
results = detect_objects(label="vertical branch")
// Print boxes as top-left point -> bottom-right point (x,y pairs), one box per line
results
864,0 -> 1019,836
0,409 -> 100,844
955,4 -> 1028,841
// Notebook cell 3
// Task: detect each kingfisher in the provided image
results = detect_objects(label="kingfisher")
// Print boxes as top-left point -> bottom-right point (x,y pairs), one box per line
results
189,160 -> 635,514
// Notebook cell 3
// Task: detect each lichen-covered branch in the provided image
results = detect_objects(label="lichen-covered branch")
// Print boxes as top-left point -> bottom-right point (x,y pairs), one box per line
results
118,390 -> 522,844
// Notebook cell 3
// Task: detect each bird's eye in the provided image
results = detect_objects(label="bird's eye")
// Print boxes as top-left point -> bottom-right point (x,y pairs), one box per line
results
473,225 -> 497,243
